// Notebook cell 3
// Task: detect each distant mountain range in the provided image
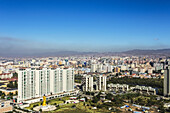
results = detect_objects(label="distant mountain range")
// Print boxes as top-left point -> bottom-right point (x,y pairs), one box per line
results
121,49 -> 170,56
0,51 -> 98,58
1,49 -> 170,58
30,51 -> 98,57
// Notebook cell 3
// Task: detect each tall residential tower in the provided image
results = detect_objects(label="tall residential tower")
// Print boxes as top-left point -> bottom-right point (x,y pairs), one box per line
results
81,74 -> 106,92
18,68 -> 74,103
164,66 -> 170,96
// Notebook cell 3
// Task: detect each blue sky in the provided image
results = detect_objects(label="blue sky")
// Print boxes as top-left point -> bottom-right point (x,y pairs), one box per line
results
0,0 -> 170,53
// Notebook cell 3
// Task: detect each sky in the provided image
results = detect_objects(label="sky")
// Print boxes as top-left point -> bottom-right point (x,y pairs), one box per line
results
0,0 -> 170,56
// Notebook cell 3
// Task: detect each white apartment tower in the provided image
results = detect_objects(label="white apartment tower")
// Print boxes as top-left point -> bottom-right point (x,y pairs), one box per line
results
91,64 -> 113,73
97,75 -> 107,91
91,64 -> 97,72
18,68 -> 74,103
81,74 -> 106,92
81,75 -> 93,92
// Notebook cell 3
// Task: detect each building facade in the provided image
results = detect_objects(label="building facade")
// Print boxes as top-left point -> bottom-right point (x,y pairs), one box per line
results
164,66 -> 170,96
0,73 -> 13,79
81,75 -> 94,92
132,85 -> 156,95
18,68 -> 74,103
108,83 -> 129,92
81,74 -> 106,92
97,75 -> 107,91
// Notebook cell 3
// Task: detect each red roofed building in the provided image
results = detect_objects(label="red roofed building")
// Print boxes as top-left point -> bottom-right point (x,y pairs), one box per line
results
0,73 -> 13,79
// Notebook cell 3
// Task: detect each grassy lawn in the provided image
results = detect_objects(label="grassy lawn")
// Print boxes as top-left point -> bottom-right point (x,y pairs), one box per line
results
25,96 -> 70,110
61,96 -> 70,101
40,102 -> 110,113
44,108 -> 89,113
25,101 -> 42,110
133,96 -> 150,105
54,109 -> 89,113
49,100 -> 63,105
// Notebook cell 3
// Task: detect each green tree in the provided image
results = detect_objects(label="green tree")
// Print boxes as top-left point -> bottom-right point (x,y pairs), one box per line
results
1,93 -> 5,99
13,72 -> 18,78
106,93 -> 113,100
93,96 -> 99,103
7,80 -> 18,88
0,91 -> 2,95
14,80 -> 18,88
8,92 -> 13,99
39,108 -> 42,112
15,91 -> 18,95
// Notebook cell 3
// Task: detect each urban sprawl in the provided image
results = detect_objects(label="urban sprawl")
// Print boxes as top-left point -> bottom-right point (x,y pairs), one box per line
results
0,56 -> 170,113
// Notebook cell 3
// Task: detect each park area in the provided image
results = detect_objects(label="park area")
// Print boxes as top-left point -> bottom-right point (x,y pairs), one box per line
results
25,96 -> 112,113
25,93 -> 164,113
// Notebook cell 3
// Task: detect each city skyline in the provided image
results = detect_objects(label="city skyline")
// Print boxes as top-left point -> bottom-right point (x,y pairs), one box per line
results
0,1 -> 170,112
0,0 -> 170,55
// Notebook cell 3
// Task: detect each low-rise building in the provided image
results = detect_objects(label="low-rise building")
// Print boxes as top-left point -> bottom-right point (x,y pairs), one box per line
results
132,85 -> 156,95
107,83 -> 129,92
0,73 -> 13,79
0,88 -> 18,95
164,102 -> 170,108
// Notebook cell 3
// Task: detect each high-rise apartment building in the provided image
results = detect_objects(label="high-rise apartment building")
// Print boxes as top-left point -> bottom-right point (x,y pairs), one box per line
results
91,64 -> 97,72
91,64 -> 113,73
81,75 -> 94,92
81,74 -> 106,92
164,66 -> 170,96
97,75 -> 107,91
18,68 -> 74,103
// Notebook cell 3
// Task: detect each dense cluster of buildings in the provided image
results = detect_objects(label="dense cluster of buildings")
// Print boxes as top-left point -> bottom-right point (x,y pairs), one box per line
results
0,56 -> 170,112
0,56 -> 168,78
74,56 -> 168,79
